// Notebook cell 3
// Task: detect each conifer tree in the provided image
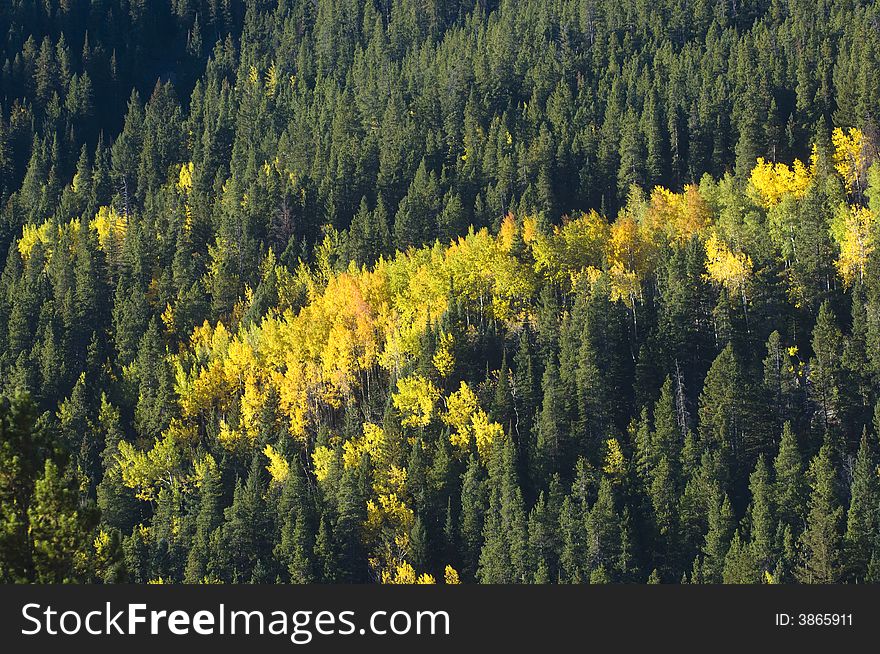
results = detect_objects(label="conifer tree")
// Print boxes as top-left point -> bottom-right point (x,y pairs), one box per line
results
797,442 -> 843,583
843,431 -> 877,582
774,422 -> 807,533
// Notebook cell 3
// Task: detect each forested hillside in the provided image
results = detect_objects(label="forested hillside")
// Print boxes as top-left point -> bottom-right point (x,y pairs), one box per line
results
2,0 -> 880,584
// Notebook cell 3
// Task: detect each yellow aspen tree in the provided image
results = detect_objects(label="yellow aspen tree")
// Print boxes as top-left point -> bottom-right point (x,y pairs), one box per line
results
704,233 -> 752,294
832,127 -> 869,197
432,332 -> 455,377
748,157 -> 812,207
831,204 -> 875,286
263,444 -> 290,484
704,233 -> 754,327
392,375 -> 440,428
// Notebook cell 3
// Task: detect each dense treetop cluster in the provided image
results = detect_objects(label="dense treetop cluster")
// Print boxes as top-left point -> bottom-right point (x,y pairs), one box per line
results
2,0 -> 880,584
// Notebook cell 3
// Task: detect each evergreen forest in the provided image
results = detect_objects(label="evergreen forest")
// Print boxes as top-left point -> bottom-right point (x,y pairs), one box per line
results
2,0 -> 880,584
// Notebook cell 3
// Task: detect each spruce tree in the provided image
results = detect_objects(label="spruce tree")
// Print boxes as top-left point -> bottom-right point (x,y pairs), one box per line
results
843,431 -> 877,582
797,441 -> 843,583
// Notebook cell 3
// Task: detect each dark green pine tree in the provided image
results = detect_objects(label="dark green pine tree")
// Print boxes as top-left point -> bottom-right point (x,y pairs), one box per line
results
347,195 -> 391,267
762,330 -> 799,432
701,485 -> 734,583
810,301 -> 844,436
722,530 -> 760,583
0,392 -> 58,582
586,477 -> 621,582
698,344 -> 763,495
95,395 -> 140,535
796,441 -> 843,583
652,376 -> 685,480
217,459 -> 272,583
458,454 -> 486,581
184,460 -> 223,583
334,468 -> 368,582
393,159 -> 441,250
773,422 -> 807,533
133,318 -> 174,440
274,462 -> 314,583
28,459 -> 98,583
110,90 -> 144,213
746,455 -> 776,574
313,514 -> 339,583
512,329 -> 539,440
556,494 -> 587,583
533,353 -> 566,488
491,351 -> 514,432
650,454 -> 681,576
527,490 -> 557,583
478,436 -> 527,583
843,431 -> 877,582
617,110 -> 646,201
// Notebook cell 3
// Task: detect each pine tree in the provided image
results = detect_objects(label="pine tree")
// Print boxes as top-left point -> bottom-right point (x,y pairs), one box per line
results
458,454 -> 486,581
533,353 -> 566,487
722,530 -> 760,583
843,431 -> 877,582
478,436 -> 527,583
797,441 -> 843,583
217,460 -> 271,583
0,392 -> 57,582
29,459 -> 97,583
698,345 -> 742,491
762,330 -> 799,431
773,422 -> 807,532
184,460 -> 223,583
314,514 -> 339,583
810,301 -> 844,435
587,478 -> 621,580
334,468 -> 367,582
747,455 -> 776,573
96,395 -> 140,535
557,494 -> 587,583
702,486 -> 734,583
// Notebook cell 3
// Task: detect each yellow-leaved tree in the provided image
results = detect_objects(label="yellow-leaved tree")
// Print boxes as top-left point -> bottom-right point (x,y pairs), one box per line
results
704,233 -> 752,295
645,185 -> 712,244
392,375 -> 440,428
831,204 -> 876,287
442,381 -> 502,457
704,232 -> 753,325
832,127 -> 869,197
748,157 -> 813,207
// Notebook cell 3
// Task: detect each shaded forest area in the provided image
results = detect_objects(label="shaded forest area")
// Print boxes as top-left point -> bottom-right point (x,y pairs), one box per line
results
2,0 -> 880,585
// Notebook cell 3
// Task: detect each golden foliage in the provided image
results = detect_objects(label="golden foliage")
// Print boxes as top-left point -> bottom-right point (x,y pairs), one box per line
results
116,428 -> 189,502
443,382 -> 501,457
177,162 -> 194,192
832,127 -> 868,193
392,375 -> 440,428
602,438 -> 626,479
444,565 -> 461,584
704,233 -> 752,293
529,211 -> 609,285
342,422 -> 385,469
263,444 -> 290,484
831,204 -> 875,287
443,381 -> 480,442
432,331 -> 455,377
18,219 -> 83,262
311,445 -> 335,483
381,562 -> 436,584
606,214 -> 654,306
748,157 -> 812,207
646,185 -> 712,243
